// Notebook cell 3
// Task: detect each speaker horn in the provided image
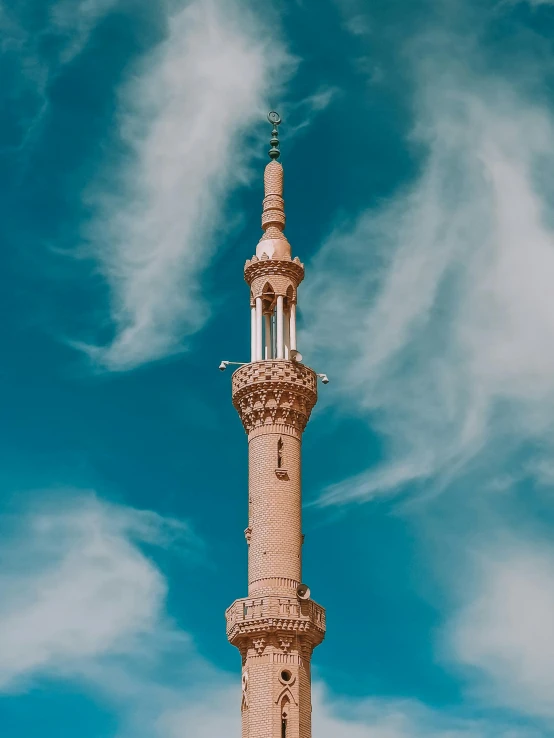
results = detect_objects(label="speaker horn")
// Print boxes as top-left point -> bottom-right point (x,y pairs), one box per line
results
296,583 -> 311,600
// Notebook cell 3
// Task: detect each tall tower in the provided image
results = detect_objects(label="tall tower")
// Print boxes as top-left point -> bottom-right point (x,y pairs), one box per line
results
225,113 -> 326,738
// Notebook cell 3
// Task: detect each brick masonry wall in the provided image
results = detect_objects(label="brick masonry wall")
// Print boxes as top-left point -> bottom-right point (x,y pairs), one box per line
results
248,430 -> 302,596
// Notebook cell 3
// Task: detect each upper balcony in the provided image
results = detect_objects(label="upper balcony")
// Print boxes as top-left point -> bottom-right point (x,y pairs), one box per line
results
225,593 -> 326,648
231,361 -> 318,436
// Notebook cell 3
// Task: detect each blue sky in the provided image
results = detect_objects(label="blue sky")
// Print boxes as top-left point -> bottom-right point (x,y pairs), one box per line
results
2,0 -> 554,735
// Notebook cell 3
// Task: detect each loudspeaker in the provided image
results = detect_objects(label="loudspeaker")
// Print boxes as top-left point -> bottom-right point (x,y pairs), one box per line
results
296,583 -> 311,600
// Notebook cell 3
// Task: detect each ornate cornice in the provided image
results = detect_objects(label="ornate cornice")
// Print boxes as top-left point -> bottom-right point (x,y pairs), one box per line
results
244,257 -> 305,292
232,361 -> 317,436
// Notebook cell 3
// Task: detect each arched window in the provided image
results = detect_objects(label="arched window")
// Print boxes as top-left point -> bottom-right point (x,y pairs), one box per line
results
284,285 -> 294,311
262,282 -> 276,314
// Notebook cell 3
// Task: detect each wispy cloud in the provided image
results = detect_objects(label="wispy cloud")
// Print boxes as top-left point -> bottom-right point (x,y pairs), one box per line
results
49,0 -> 118,64
162,680 -> 540,738
306,36 -> 554,505
0,490 -> 543,737
80,0 -> 293,371
0,491 -> 223,737
0,0 -> 117,151
517,0 -> 554,6
0,493 -> 191,691
445,532 -> 554,726
313,683 -> 542,738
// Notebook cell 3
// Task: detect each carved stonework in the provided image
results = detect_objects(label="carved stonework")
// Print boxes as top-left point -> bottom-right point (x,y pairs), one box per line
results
225,595 -> 326,653
252,637 -> 266,655
245,259 -> 305,300
278,636 -> 292,653
232,361 -> 317,436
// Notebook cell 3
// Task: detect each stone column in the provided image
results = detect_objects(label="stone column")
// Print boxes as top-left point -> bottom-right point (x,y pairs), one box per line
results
251,305 -> 257,362
276,296 -> 285,359
284,309 -> 290,359
265,314 -> 272,360
289,304 -> 297,352
256,297 -> 263,362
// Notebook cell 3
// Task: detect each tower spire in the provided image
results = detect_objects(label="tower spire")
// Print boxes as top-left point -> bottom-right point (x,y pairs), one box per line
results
258,111 -> 290,260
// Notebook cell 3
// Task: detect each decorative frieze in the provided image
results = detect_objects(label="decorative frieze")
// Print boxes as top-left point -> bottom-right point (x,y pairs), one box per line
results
232,360 -> 317,436
278,636 -> 293,653
244,258 -> 305,300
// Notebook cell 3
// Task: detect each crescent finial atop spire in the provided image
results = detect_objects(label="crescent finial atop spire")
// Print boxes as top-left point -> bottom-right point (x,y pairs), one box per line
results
267,111 -> 281,160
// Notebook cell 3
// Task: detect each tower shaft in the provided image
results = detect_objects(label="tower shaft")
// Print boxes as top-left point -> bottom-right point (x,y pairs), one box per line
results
248,428 -> 301,594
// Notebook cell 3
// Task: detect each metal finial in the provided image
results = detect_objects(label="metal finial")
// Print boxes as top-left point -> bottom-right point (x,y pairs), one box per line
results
267,111 -> 281,160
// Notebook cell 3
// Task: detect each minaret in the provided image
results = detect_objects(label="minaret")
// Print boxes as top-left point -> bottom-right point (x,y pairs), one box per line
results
225,113 -> 326,738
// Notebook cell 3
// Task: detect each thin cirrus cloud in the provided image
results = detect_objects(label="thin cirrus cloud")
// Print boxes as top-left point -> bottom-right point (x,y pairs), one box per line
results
446,535 -> 554,726
79,0 -> 293,372
0,0 -> 118,151
48,0 -> 118,64
305,44 -> 554,506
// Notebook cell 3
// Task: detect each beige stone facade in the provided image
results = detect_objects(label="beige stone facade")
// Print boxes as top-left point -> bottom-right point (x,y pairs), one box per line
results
225,125 -> 325,738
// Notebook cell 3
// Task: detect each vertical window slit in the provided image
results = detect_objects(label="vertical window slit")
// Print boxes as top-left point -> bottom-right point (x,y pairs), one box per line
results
277,437 -> 284,469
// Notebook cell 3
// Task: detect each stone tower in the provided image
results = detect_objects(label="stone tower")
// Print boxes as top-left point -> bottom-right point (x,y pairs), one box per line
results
225,113 -> 326,738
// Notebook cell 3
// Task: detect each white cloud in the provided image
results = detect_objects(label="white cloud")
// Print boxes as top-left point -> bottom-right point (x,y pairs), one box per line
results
156,685 -> 241,738
0,491 -> 544,737
312,684 -> 540,737
343,14 -> 371,37
0,490 -> 224,736
0,493 -> 189,691
305,56 -> 554,504
81,0 -> 292,371
447,538 -> 554,724
160,680 -> 538,738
